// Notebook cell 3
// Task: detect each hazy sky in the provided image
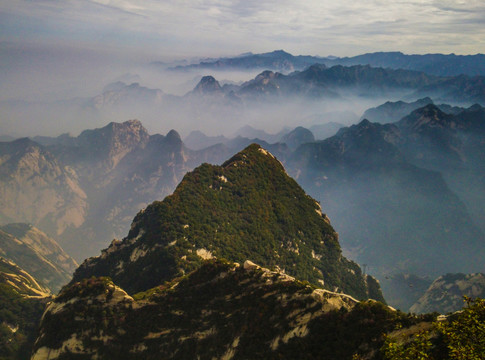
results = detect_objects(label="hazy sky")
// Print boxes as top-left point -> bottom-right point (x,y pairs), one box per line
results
1,0 -> 485,59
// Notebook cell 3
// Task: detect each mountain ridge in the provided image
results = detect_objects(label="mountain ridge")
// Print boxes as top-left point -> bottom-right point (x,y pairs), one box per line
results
167,50 -> 485,77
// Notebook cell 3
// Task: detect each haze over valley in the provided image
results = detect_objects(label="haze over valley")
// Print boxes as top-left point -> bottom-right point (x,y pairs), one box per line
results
1,1 -> 485,359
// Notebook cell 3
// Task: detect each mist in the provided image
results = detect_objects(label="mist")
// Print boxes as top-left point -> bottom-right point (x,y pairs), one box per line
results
0,43 -> 409,139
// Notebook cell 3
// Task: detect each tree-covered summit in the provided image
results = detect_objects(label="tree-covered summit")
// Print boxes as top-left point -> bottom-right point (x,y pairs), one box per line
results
72,144 -> 382,300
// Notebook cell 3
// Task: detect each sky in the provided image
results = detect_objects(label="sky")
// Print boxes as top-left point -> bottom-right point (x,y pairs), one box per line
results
1,0 -> 485,60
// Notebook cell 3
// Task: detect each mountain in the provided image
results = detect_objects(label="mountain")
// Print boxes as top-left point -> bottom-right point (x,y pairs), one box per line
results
0,224 -> 76,292
410,273 -> 485,314
397,104 -> 463,168
230,65 -> 477,103
183,130 -> 228,150
223,136 -> 290,161
0,223 -> 77,276
410,74 -> 485,104
327,51 -> 485,77
309,122 -> 346,140
361,97 -> 435,123
360,98 -> 468,124
289,119 -> 484,283
0,258 -> 49,360
280,126 -> 315,150
0,120 -> 229,262
168,50 -> 329,73
233,125 -> 290,143
379,273 -> 432,312
0,138 -> 88,238
190,75 -> 223,95
168,50 -> 485,77
395,103 -> 485,234
55,123 -> 195,260
33,260 -> 418,360
72,144 -> 382,301
185,128 -> 291,161
184,64 -> 485,106
88,82 -> 164,110
188,64 -> 438,101
63,119 -> 151,171
0,257 -> 49,297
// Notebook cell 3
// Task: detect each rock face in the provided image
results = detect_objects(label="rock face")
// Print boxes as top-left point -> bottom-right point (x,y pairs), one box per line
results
410,273 -> 485,314
33,260 -> 405,360
0,257 -> 50,297
0,223 -> 77,277
0,138 -> 88,238
0,258 -> 50,360
72,144 -> 382,301
0,224 -> 77,293
0,120 -> 198,261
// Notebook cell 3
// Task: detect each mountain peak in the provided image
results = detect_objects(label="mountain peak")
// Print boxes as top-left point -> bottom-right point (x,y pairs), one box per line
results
281,127 -> 315,150
222,143 -> 278,168
399,103 -> 453,130
357,118 -> 372,127
250,70 -> 279,84
165,129 -> 182,143
306,63 -> 327,72
415,103 -> 445,116
268,49 -> 292,57
77,120 -> 150,165
193,75 -> 222,94
72,145 -> 380,300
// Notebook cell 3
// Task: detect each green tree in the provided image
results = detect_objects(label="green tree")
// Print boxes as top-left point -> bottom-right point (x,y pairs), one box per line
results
382,297 -> 485,360
436,297 -> 485,360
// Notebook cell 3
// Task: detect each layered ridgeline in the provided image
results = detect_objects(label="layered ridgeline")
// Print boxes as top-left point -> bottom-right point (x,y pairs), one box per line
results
0,224 -> 75,359
0,258 -> 50,360
0,223 -> 77,293
167,50 -> 485,77
73,144 -> 382,301
0,138 -> 88,239
289,115 -> 485,281
33,260 -> 413,359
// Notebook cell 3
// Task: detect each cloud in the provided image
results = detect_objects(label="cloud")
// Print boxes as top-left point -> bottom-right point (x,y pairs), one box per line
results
0,0 -> 485,57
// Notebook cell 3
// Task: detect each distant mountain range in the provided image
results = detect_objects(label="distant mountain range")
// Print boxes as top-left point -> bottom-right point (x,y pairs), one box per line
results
3,55 -> 485,138
74,63 -> 485,127
361,97 -> 470,124
167,63 -> 485,104
167,50 -> 485,77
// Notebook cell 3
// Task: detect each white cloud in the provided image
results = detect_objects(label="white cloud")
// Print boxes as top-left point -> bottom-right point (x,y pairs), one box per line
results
0,0 -> 485,56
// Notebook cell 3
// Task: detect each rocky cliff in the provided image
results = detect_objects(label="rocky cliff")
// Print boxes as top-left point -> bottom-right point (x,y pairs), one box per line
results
34,260 -> 409,360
